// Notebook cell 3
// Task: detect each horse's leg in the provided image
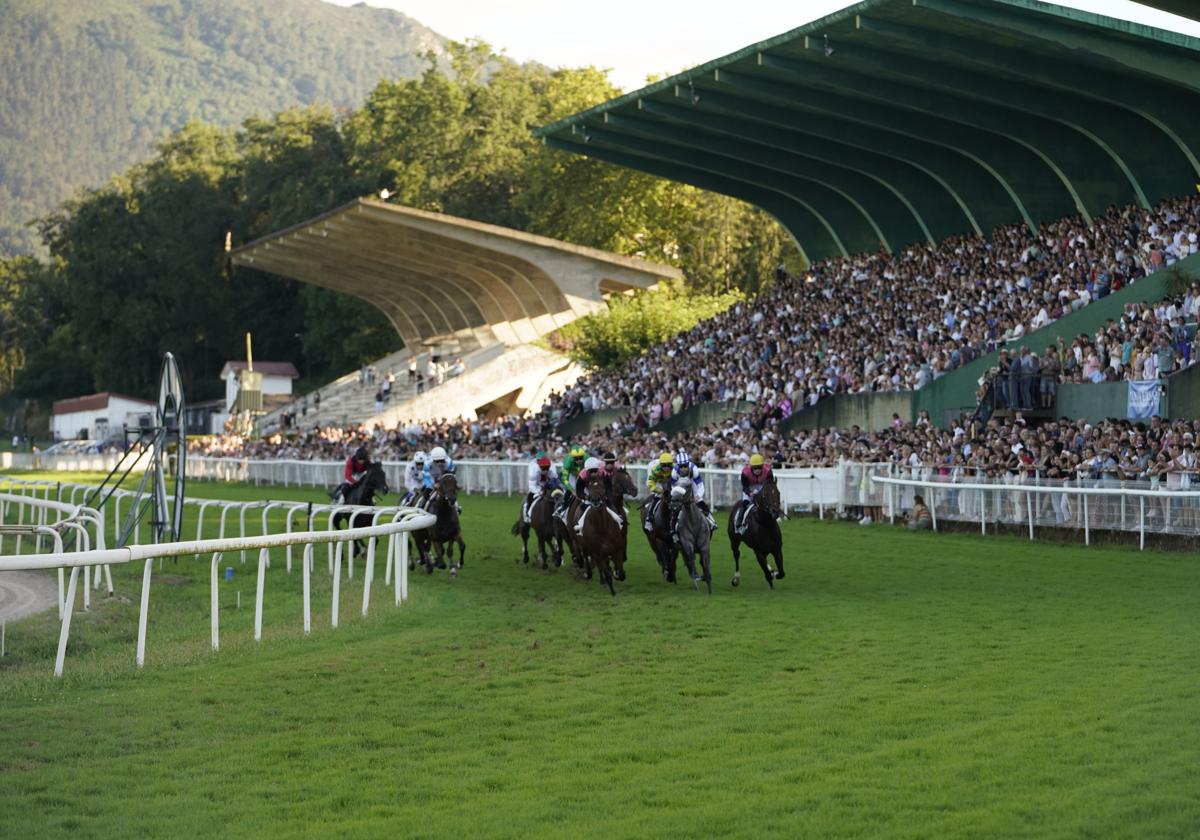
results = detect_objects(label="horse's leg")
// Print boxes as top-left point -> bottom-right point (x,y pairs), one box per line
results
456,533 -> 465,568
535,529 -> 548,570
518,524 -> 529,565
701,542 -> 713,595
772,540 -> 785,580
729,529 -> 743,588
754,544 -> 775,589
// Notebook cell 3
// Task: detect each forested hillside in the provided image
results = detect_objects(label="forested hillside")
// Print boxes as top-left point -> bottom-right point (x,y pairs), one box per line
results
0,0 -> 445,254
0,36 -> 799,418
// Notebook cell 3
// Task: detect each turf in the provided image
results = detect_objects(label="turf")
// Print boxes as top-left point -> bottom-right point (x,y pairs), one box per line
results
0,473 -> 1198,838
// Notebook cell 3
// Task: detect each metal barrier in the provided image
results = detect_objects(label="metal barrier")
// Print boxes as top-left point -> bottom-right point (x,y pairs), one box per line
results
871,472 -> 1200,549
184,456 -> 839,513
0,475 -> 435,677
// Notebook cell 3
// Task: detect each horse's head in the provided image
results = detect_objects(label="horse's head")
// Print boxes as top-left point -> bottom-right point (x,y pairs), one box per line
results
437,472 -> 458,502
755,479 -> 782,519
669,480 -> 694,508
583,475 -> 606,503
613,468 -> 637,498
367,461 -> 389,495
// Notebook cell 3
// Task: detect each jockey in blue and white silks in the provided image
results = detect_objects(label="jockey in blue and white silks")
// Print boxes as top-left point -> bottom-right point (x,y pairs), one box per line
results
401,451 -> 426,505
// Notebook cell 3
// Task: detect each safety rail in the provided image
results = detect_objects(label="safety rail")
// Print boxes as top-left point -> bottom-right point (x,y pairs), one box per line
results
871,472 -> 1200,550
183,456 -> 840,513
0,475 -> 435,677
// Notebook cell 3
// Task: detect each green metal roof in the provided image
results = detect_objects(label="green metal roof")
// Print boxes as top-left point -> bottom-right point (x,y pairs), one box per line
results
536,0 -> 1200,263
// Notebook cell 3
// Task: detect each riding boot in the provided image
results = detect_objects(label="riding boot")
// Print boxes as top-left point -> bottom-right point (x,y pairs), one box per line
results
523,492 -> 533,524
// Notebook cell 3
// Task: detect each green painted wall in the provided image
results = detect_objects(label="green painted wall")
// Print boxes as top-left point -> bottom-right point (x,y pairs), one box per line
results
1054,379 -> 1168,423
781,390 -> 914,433
654,400 -> 753,436
1163,359 -> 1200,419
557,408 -> 626,439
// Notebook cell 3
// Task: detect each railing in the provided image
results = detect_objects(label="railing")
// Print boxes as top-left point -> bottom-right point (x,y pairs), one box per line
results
871,471 -> 1200,549
0,475 -> 435,677
184,456 -> 841,514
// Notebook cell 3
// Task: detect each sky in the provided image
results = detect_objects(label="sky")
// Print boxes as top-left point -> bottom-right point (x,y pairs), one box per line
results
323,0 -> 1200,91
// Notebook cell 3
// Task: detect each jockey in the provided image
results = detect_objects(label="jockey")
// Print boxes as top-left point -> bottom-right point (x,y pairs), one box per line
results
644,452 -> 675,533
600,451 -> 622,477
556,443 -> 588,521
332,446 -> 371,504
421,446 -> 458,510
575,456 -> 606,498
670,450 -> 716,542
401,450 -> 426,505
523,455 -> 562,524
734,453 -> 775,533
562,443 -> 588,485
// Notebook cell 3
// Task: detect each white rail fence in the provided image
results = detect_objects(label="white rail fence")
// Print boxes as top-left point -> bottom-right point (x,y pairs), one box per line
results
184,456 -> 842,515
870,471 -> 1200,549
0,476 -> 434,677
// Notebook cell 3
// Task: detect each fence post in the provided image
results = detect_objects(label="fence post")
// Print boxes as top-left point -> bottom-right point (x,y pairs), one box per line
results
136,557 -> 154,668
210,552 -> 221,651
929,488 -> 938,533
1026,491 -> 1034,541
254,547 -> 267,641
1083,493 -> 1090,546
54,567 -> 80,678
303,543 -> 312,635
1139,496 -> 1145,551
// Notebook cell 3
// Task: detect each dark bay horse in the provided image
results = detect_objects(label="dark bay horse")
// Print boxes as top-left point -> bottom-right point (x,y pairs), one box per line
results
576,475 -> 627,595
333,462 -> 389,554
728,479 -> 785,589
562,469 -> 636,571
512,488 -> 563,569
640,489 -> 678,583
670,484 -> 712,594
414,473 -> 466,576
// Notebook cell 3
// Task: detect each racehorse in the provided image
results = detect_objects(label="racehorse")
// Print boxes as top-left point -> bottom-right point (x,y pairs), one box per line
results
333,462 -> 389,554
670,483 -> 712,594
728,479 -> 785,589
640,488 -> 678,583
511,488 -> 563,569
561,468 -> 636,571
414,473 -> 466,576
575,475 -> 627,595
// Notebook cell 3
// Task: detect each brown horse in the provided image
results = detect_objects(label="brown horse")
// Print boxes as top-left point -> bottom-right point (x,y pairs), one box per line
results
640,489 -> 678,583
576,475 -> 627,595
414,473 -> 466,577
728,479 -> 785,589
512,488 -> 563,569
563,469 -> 636,571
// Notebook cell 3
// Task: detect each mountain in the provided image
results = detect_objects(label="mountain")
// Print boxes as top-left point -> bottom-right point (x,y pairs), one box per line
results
0,0 -> 446,254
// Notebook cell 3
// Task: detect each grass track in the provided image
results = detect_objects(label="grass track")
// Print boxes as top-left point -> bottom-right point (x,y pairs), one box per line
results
0,474 -> 1198,838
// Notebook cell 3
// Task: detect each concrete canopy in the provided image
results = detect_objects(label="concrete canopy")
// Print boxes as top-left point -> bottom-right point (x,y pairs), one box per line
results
537,0 -> 1200,263
231,199 -> 680,351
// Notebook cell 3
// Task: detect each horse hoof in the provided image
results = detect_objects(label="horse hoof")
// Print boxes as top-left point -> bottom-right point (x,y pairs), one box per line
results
774,570 -> 785,580
731,576 -> 740,587
449,566 -> 458,578
435,560 -> 447,570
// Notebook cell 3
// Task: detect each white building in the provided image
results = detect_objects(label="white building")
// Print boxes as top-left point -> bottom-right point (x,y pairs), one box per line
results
50,392 -> 155,442
219,361 -> 299,412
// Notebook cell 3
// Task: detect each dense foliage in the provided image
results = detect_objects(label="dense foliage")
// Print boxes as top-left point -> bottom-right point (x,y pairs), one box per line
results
0,37 -> 800,411
0,0 -> 446,255
550,283 -> 743,370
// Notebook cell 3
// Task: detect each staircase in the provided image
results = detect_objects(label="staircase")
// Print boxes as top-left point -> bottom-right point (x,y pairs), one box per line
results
264,343 -> 510,429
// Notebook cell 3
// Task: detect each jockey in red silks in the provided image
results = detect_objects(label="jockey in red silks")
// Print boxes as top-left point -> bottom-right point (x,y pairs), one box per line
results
332,446 -> 371,504
733,453 -> 774,533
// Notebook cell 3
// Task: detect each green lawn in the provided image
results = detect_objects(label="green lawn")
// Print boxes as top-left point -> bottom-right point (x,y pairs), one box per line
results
0,473 -> 1198,838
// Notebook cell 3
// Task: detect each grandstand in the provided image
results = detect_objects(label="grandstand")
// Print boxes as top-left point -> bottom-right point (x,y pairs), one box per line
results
231,199 -> 680,425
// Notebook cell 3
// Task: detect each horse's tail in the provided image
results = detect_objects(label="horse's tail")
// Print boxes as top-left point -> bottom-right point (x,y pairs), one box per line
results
510,519 -> 523,536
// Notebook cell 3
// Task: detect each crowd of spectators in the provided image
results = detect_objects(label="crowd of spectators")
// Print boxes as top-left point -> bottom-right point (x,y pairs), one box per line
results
538,194 -> 1200,428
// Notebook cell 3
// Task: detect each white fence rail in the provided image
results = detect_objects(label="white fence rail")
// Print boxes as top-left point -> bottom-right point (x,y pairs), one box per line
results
185,456 -> 841,514
0,474 -> 434,677
871,472 -> 1200,549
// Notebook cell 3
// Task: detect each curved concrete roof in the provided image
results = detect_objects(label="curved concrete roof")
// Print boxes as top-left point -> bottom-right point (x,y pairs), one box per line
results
231,199 -> 680,350
537,0 -> 1200,263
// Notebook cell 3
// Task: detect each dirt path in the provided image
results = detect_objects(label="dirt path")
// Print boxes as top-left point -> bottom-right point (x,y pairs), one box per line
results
0,570 -> 58,623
